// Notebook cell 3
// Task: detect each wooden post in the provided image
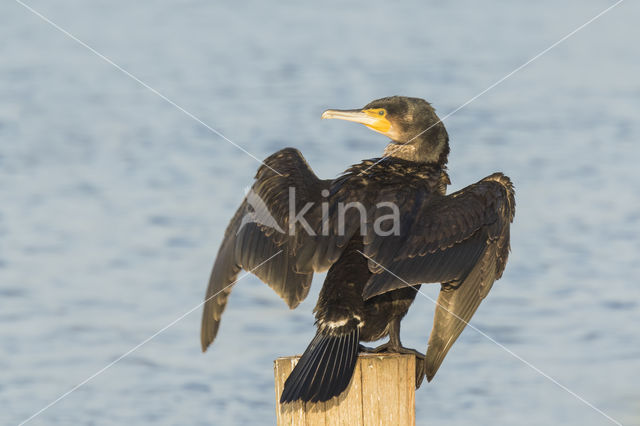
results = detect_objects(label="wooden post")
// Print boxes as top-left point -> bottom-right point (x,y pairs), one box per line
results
274,353 -> 416,426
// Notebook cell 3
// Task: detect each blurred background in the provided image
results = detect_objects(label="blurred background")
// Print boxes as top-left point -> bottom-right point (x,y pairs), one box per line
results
1,0 -> 639,424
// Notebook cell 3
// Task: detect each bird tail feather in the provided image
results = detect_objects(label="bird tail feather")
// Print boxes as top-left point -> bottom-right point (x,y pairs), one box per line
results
280,328 -> 360,403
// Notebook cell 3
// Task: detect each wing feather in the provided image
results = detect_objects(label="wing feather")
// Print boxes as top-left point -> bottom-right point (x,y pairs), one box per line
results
200,148 -> 367,350
201,148 -> 326,350
361,172 -> 515,381
363,173 -> 515,298
424,243 -> 499,381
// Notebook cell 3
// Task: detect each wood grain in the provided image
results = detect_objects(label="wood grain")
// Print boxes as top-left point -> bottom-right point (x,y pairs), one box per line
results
274,353 -> 415,426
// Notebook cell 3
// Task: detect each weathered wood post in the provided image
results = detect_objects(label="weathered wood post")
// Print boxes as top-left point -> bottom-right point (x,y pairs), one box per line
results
274,353 -> 416,426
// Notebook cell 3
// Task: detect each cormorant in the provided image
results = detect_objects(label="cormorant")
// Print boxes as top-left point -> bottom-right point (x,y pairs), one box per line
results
200,96 -> 515,403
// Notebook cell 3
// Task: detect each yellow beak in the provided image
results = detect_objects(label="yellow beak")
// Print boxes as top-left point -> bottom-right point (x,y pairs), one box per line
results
321,109 -> 392,134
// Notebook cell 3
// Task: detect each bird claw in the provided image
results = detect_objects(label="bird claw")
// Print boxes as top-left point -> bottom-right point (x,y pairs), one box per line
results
359,343 -> 426,388
361,342 -> 425,358
358,344 -> 375,352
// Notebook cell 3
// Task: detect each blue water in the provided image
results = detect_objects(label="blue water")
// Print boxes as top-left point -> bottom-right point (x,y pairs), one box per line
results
1,1 -> 639,425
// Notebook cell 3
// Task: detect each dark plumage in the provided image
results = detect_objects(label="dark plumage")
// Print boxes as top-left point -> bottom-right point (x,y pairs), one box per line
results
201,96 -> 516,403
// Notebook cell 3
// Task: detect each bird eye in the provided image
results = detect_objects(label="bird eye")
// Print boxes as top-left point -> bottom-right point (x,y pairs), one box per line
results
378,110 -> 385,116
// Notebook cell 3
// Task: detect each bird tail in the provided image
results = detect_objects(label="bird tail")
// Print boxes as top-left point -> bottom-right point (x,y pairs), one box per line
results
280,328 -> 360,403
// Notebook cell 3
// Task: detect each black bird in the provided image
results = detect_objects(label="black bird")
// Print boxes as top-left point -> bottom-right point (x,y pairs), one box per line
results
200,96 -> 515,403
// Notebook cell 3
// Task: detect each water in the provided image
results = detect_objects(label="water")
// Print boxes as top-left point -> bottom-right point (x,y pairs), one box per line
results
1,0 -> 639,424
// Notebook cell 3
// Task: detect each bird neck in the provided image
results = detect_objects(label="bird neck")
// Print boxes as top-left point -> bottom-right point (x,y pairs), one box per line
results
383,122 -> 450,165
383,138 -> 449,166
383,142 -> 419,162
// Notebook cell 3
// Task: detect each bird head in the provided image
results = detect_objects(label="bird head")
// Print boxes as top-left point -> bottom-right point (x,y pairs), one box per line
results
322,96 -> 450,165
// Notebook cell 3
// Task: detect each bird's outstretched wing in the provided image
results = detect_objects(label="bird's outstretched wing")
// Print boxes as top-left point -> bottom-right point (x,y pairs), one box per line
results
201,148 -> 360,351
362,173 -> 515,380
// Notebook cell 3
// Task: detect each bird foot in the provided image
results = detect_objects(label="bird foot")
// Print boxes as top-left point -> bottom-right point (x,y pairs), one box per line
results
359,343 -> 426,388
360,342 -> 425,359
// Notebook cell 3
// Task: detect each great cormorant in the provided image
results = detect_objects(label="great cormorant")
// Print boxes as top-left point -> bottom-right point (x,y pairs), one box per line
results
200,96 -> 515,403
